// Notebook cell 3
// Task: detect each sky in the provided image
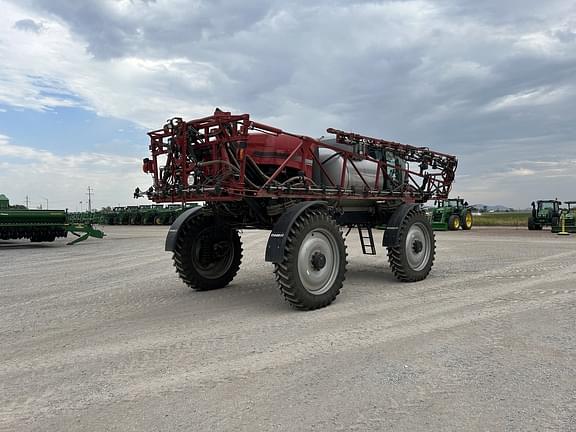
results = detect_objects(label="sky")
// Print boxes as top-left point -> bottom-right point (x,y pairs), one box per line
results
0,0 -> 575,210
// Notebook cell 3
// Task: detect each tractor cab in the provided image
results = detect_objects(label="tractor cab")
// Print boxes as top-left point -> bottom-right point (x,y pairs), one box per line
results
533,200 -> 561,218
437,198 -> 468,209
529,200 -> 561,230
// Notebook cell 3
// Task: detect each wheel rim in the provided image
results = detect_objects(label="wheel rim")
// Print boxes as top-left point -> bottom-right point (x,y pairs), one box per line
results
297,228 -> 340,295
406,222 -> 431,272
453,217 -> 460,229
191,228 -> 235,279
466,213 -> 472,226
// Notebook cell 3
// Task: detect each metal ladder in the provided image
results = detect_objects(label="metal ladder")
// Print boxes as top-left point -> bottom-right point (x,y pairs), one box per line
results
357,225 -> 376,255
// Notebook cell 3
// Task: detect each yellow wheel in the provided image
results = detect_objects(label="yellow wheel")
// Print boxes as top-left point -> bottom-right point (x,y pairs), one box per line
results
462,211 -> 473,230
448,214 -> 460,230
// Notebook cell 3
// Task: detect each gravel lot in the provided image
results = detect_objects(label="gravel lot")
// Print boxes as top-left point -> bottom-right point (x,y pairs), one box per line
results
1,226 -> 575,431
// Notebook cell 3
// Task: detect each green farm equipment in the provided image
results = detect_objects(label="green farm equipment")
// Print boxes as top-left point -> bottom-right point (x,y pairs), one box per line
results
551,201 -> 576,233
528,200 -> 562,230
431,198 -> 473,231
69,204 -> 201,226
98,208 -> 116,225
149,206 -> 169,225
139,205 -> 161,225
124,206 -> 140,225
152,204 -> 184,225
110,207 -> 125,225
0,195 -> 104,244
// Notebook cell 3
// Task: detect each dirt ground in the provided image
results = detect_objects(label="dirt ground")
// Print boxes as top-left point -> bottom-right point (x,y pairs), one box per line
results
1,226 -> 575,431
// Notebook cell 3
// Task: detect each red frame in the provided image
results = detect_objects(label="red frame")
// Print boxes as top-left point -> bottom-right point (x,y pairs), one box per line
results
143,109 -> 457,204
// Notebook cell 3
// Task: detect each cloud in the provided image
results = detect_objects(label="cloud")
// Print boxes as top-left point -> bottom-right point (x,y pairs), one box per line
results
13,18 -> 43,33
507,168 -> 536,177
484,85 -> 575,111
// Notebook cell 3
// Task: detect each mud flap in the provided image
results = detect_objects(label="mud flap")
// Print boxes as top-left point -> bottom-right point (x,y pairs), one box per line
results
382,204 -> 420,247
265,201 -> 327,263
164,207 -> 204,252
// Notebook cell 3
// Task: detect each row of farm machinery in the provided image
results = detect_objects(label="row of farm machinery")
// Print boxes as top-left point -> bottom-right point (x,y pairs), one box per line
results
428,198 -> 576,234
0,196 -> 196,245
68,204 -> 198,226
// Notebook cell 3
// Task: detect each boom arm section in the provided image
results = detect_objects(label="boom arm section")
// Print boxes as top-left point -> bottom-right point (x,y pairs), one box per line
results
326,128 -> 457,203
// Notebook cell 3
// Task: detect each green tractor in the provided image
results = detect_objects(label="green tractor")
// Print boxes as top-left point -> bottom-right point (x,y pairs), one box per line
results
431,198 -> 473,231
110,207 -> 126,225
551,201 -> 576,233
528,200 -> 562,230
124,206 -> 140,225
140,205 -> 164,225
151,205 -> 173,225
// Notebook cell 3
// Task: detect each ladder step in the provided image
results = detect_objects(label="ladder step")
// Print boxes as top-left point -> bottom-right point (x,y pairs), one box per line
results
357,226 -> 376,255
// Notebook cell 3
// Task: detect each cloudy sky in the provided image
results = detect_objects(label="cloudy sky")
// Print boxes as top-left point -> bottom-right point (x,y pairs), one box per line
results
0,0 -> 575,210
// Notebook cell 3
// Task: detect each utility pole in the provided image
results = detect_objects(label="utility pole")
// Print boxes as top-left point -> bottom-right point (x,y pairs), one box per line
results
86,187 -> 93,213
42,197 -> 48,210
25,195 -> 30,208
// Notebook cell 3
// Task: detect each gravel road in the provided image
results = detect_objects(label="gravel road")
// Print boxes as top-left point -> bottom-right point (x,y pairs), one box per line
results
1,226 -> 575,431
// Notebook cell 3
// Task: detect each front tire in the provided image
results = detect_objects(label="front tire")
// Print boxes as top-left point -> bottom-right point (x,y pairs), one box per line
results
274,209 -> 347,310
528,216 -> 540,230
173,215 -> 242,291
387,208 -> 435,282
448,214 -> 460,230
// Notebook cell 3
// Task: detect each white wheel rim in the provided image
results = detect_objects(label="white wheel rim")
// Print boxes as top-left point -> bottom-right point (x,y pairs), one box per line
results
406,222 -> 431,272
297,228 -> 340,295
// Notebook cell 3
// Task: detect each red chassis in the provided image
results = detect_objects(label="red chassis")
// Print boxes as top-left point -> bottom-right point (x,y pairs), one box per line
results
141,109 -> 457,205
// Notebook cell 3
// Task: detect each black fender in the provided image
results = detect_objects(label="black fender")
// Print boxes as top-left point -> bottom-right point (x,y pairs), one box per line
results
165,206 -> 205,252
265,201 -> 328,263
382,203 -> 421,247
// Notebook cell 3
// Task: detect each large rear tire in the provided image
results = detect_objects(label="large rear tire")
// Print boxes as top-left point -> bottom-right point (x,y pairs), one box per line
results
274,209 -> 347,310
172,215 -> 242,291
462,210 -> 473,230
387,208 -> 435,282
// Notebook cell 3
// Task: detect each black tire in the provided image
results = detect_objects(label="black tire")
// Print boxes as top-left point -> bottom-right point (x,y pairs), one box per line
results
172,214 -> 242,291
528,216 -> 540,230
462,210 -> 473,230
551,216 -> 560,228
448,214 -> 460,231
387,208 -> 435,282
274,209 -> 347,310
